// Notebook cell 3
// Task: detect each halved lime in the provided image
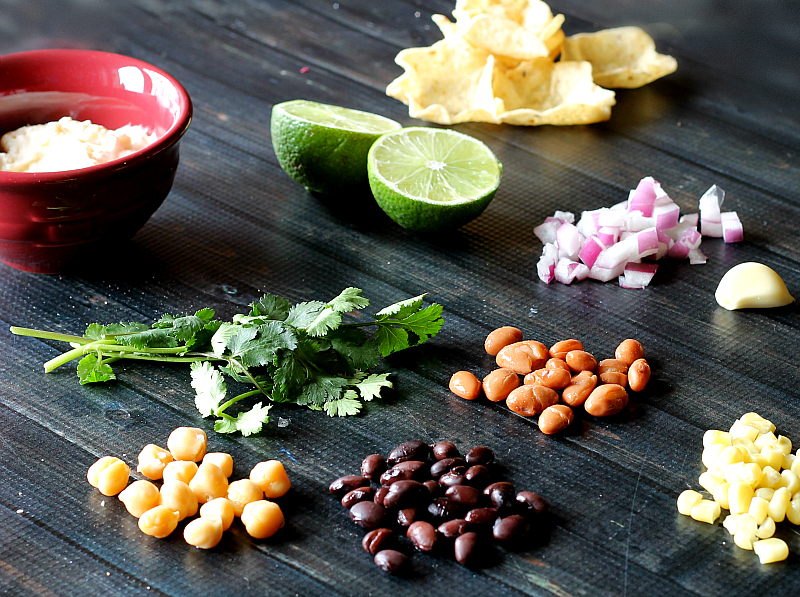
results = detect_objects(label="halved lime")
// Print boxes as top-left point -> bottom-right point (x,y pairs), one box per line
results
367,127 -> 502,232
271,99 -> 402,194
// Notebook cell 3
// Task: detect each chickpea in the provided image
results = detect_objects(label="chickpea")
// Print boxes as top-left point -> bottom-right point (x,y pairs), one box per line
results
138,505 -> 179,539
88,457 -> 130,497
597,358 -> 628,375
160,480 -> 199,521
136,444 -> 173,480
527,368 -> 571,390
565,350 -> 597,373
162,460 -> 198,485
538,405 -> 575,435
184,516 -> 224,549
545,358 -> 570,372
118,480 -> 161,518
250,460 -> 292,499
203,452 -> 234,478
241,500 -> 285,539
562,371 -> 597,407
167,426 -> 207,462
549,339 -> 583,360
448,371 -> 482,401
227,479 -> 264,516
585,384 -> 629,417
200,498 -> 235,531
628,358 -> 651,392
189,462 -> 229,504
506,385 -> 558,417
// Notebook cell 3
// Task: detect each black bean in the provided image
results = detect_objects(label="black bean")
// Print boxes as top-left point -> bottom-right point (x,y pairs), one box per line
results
454,532 -> 481,566
492,514 -> 530,543
407,521 -> 437,552
383,480 -> 428,509
361,454 -> 387,480
466,446 -> 494,466
484,481 -> 515,511
445,485 -> 482,509
387,441 -> 430,466
329,475 -> 369,498
515,491 -> 549,518
374,486 -> 390,506
397,507 -> 422,528
438,471 -> 466,488
430,457 -> 466,479
349,501 -> 386,531
464,507 -> 499,530
423,480 -> 441,497
427,497 -> 460,523
341,486 -> 375,509
431,441 -> 460,461
380,461 -> 429,486
362,528 -> 394,555
464,465 -> 491,489
437,518 -> 469,538
374,549 -> 408,574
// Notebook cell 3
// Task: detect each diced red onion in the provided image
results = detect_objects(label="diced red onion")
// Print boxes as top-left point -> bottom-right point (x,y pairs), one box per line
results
533,217 -> 563,245
653,181 -> 672,206
598,208 -> 627,228
553,210 -> 575,224
721,211 -> 743,243
623,211 -> 655,232
556,222 -> 585,261
589,262 -> 626,282
680,213 -> 698,226
595,236 -> 639,270
597,226 -> 620,246
579,236 -> 605,269
654,203 -> 680,230
689,247 -> 707,265
635,228 -> 659,259
627,176 -> 657,217
619,262 -> 658,289
701,219 -> 723,237
554,258 -> 590,285
537,242 -> 558,283
700,185 -> 724,237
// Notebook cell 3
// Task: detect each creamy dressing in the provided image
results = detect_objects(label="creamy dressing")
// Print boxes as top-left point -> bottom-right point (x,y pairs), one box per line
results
0,116 -> 156,173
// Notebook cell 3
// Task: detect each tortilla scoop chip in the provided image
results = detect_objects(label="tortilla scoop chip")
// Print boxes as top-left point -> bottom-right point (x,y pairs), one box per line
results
493,59 -> 616,125
462,14 -> 553,60
561,26 -> 677,88
386,36 -> 501,125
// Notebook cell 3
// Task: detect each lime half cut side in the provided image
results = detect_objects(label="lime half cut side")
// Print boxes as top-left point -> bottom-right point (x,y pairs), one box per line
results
271,99 -> 402,194
367,127 -> 502,232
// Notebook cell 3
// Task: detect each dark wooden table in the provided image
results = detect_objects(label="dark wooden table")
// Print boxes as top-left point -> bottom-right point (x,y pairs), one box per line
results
1,0 -> 799,595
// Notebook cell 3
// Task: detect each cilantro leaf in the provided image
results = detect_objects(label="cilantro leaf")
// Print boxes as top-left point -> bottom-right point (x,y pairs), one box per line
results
249,295 -> 291,321
237,322 -> 298,368
328,287 -> 370,313
354,373 -> 392,401
297,374 -> 348,406
374,325 -> 409,357
285,301 -> 326,329
376,294 -> 425,318
166,310 -> 216,343
323,391 -> 362,417
214,402 -> 271,436
84,323 -> 107,341
304,309 -> 342,337
77,354 -> 116,384
116,328 -> 179,350
190,361 -> 227,417
328,328 -> 380,371
393,303 -> 445,345
211,322 -> 240,356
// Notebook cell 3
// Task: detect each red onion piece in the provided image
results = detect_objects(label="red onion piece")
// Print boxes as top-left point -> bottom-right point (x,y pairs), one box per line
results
619,262 -> 658,288
721,212 -> 743,243
689,248 -> 707,264
627,177 -> 657,217
654,203 -> 680,230
537,243 -> 558,283
579,236 -> 604,269
533,217 -> 563,245
597,226 -> 619,246
635,228 -> 659,259
699,185 -> 724,236
556,222 -> 584,261
555,258 -> 590,285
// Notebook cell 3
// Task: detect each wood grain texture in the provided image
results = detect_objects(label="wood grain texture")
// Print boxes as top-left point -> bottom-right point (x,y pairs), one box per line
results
0,0 -> 798,595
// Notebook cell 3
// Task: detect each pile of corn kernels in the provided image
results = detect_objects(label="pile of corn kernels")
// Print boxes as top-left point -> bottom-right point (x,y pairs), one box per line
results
678,412 -> 798,564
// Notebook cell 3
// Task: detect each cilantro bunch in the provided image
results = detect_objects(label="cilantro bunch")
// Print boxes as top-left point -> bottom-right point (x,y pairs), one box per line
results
11,288 -> 444,436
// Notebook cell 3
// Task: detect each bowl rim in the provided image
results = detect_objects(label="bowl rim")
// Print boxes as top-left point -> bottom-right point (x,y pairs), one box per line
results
0,48 -> 193,183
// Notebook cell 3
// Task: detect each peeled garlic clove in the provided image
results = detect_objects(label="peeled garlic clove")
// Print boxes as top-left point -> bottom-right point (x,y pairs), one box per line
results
715,262 -> 794,310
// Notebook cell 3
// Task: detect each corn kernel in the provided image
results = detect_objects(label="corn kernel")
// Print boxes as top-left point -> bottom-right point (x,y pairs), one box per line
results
758,466 -> 782,489
791,456 -> 800,478
730,421 -> 759,441
786,498 -> 800,525
728,481 -> 754,514
734,528 -> 756,550
777,435 -> 793,455
780,470 -> 800,494
703,430 -> 731,448
748,496 -> 770,525
782,453 -> 796,471
768,487 -> 791,522
756,517 -> 776,539
748,454 -> 768,468
722,513 -> 755,536
733,437 -> 758,455
762,446 -> 784,470
690,500 -> 721,524
739,413 -> 775,434
754,431 -> 777,451
702,444 -> 725,470
716,446 -> 745,468
713,482 -> 731,510
698,472 -> 724,494
756,487 -> 775,501
753,538 -> 788,564
724,462 -> 762,488
677,490 -> 703,516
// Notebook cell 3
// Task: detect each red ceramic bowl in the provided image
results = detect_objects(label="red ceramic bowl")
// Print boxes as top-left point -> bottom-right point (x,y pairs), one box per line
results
0,49 -> 192,273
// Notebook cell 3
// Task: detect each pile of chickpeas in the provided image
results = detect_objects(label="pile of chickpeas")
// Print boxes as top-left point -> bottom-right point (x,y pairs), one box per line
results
448,327 -> 651,434
86,426 -> 291,548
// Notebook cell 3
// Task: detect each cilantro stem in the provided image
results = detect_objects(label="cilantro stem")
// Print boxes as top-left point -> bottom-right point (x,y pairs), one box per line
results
98,353 -> 214,364
44,338 -> 118,373
227,357 -> 271,397
85,344 -> 192,355
10,326 -> 93,345
215,389 -> 262,416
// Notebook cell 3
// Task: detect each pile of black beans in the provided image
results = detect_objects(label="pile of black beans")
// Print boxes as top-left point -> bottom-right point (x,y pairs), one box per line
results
329,440 -> 550,574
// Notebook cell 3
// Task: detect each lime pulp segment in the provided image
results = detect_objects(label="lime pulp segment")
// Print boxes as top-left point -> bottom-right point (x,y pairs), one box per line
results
277,100 -> 402,134
369,128 -> 501,204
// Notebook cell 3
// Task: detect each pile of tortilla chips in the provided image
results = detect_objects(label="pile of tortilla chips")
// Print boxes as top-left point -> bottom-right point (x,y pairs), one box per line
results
386,0 -> 678,126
